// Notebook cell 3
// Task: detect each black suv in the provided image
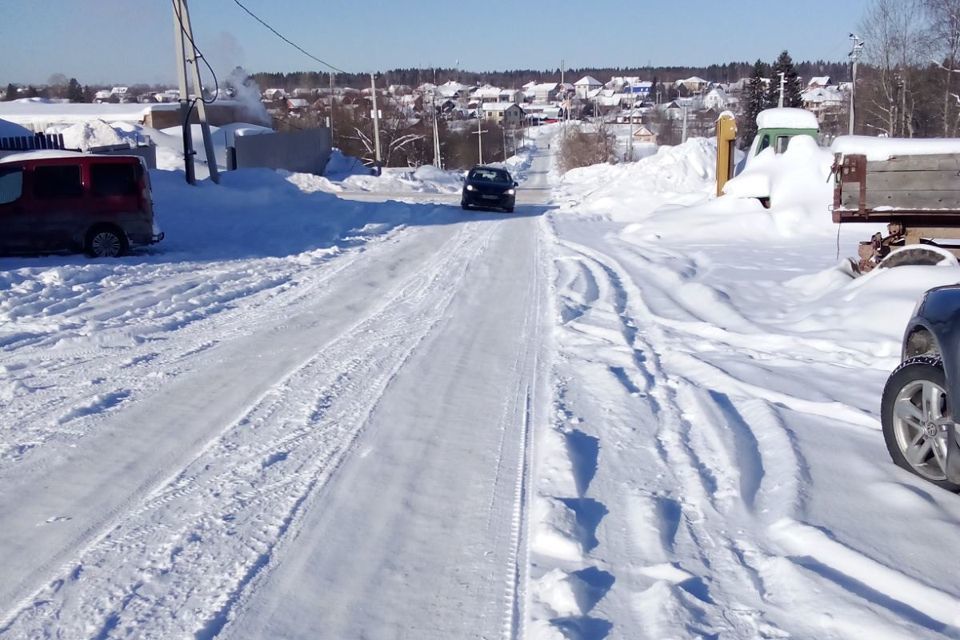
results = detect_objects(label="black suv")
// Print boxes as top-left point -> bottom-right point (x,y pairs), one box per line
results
882,284 -> 960,491
461,166 -> 517,213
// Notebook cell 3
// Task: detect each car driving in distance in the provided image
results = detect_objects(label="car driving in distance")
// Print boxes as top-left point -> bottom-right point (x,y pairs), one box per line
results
461,165 -> 517,213
0,151 -> 163,257
882,284 -> 960,491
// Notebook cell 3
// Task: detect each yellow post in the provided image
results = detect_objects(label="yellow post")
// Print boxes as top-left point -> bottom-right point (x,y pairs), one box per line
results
716,113 -> 737,197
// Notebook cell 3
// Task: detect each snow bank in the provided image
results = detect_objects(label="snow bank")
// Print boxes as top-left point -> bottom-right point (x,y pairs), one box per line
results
556,138 -> 717,222
58,119 -> 131,151
832,135 -> 960,161
323,148 -> 370,180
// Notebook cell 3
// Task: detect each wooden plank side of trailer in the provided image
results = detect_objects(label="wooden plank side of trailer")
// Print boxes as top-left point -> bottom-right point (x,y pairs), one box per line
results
865,154 -> 960,172
841,190 -> 960,210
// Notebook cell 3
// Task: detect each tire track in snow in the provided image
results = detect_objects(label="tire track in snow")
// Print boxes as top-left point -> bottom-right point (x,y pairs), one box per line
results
540,236 -> 804,637
0,221 -> 497,638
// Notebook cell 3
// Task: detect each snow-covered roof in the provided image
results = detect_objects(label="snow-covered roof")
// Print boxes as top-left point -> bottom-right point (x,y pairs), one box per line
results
437,81 -> 471,97
756,108 -> 818,130
676,76 -> 708,85
473,86 -> 503,99
574,76 -> 603,87
0,102 -> 162,127
531,82 -> 558,93
831,136 -> 960,161
286,98 -> 310,108
808,76 -> 831,87
0,149 -> 88,163
0,117 -> 32,137
483,102 -> 522,112
801,87 -> 844,104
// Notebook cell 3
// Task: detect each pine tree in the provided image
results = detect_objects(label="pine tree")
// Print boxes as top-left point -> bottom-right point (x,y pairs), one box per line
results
66,78 -> 84,102
3,83 -> 16,101
766,50 -> 803,108
739,60 -> 768,149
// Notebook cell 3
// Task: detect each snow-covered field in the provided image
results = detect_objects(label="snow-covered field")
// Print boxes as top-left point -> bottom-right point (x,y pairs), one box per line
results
1,128 -> 960,639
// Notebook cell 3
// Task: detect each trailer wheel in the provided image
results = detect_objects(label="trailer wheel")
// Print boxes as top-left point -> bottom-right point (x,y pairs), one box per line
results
877,245 -> 958,270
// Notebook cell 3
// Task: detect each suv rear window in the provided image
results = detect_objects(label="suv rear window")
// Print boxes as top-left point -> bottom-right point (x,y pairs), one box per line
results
33,165 -> 82,199
91,163 -> 139,197
0,168 -> 23,205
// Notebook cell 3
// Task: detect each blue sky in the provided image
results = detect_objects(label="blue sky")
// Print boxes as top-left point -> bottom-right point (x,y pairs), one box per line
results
1,0 -> 872,85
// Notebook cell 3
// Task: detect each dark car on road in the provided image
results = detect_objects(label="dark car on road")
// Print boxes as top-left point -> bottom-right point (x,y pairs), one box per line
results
461,166 -> 517,213
882,284 -> 960,491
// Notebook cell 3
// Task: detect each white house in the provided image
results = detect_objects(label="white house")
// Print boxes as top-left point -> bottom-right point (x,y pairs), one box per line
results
802,86 -> 846,120
472,85 -> 504,104
530,82 -> 559,103
482,102 -> 525,127
703,87 -> 730,111
675,76 -> 709,93
574,76 -> 603,99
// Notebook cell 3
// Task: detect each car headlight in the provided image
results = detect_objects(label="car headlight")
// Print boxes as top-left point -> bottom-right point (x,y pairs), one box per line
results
506,188 -> 515,195
466,184 -> 475,191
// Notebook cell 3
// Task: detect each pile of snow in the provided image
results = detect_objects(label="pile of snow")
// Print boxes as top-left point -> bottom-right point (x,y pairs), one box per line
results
832,135 -> 960,161
58,119 -> 132,151
555,138 -> 717,221
724,135 -> 833,214
322,148 -> 370,180
338,166 -> 464,194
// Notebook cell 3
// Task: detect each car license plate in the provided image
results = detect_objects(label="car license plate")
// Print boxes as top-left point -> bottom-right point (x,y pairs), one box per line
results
482,195 -> 498,200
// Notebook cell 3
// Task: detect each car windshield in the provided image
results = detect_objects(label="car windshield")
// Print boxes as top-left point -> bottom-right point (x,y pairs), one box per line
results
470,169 -> 511,184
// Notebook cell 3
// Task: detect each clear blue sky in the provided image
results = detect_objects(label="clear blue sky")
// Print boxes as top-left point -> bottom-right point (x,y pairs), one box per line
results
0,0 -> 873,86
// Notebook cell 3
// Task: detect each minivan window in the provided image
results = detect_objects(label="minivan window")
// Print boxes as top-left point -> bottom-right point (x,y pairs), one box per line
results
91,163 -> 138,197
33,165 -> 83,199
0,168 -> 23,205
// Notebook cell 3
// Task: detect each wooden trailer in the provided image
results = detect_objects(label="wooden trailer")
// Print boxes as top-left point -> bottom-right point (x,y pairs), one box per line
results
833,151 -> 960,272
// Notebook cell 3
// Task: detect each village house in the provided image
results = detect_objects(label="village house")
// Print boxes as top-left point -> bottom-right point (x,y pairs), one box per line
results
482,102 -> 524,127
573,76 -> 603,99
633,124 -> 658,145
530,82 -> 559,103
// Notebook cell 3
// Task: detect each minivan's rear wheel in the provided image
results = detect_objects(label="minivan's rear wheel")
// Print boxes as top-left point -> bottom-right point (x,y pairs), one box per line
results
881,356 -> 960,491
86,226 -> 128,258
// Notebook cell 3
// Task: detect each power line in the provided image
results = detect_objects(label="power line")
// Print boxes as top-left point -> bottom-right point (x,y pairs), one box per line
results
230,0 -> 348,74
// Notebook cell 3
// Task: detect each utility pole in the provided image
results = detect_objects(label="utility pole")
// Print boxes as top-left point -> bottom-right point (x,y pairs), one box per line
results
172,0 -> 195,184
477,107 -> 483,164
681,104 -> 689,143
328,71 -> 335,141
848,34 -> 865,135
370,73 -> 382,173
777,71 -> 786,108
176,0 -> 218,184
431,68 -> 441,168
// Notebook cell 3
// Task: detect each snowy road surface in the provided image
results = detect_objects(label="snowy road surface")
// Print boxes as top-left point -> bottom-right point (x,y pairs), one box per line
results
3,133 -> 960,639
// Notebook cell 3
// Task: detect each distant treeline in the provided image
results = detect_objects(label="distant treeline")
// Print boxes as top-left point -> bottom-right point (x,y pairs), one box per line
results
251,61 -> 851,91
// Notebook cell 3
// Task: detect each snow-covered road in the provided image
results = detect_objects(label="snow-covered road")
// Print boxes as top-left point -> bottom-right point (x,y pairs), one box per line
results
0,147 -> 555,639
3,133 -> 960,639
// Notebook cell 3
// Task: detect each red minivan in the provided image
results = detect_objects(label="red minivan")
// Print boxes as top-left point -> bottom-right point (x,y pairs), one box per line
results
0,151 -> 163,257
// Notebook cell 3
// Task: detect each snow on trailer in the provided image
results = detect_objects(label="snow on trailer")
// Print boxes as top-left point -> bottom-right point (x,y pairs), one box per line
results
831,136 -> 960,272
